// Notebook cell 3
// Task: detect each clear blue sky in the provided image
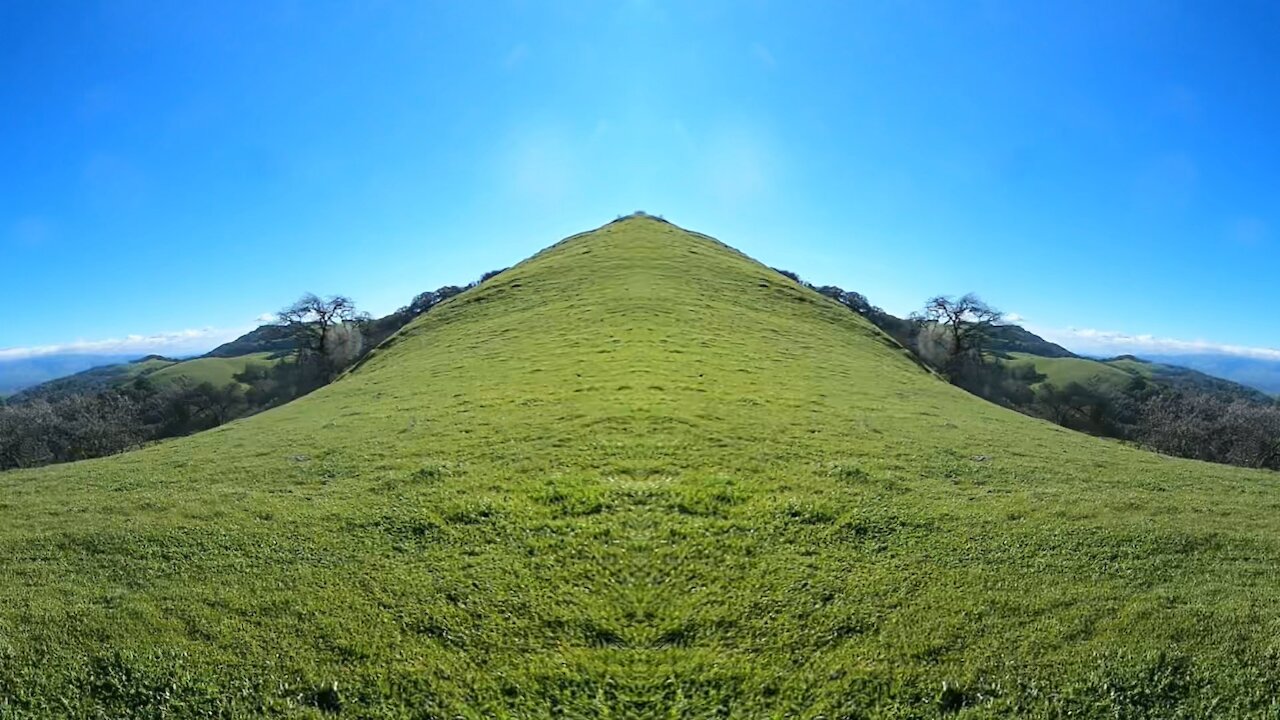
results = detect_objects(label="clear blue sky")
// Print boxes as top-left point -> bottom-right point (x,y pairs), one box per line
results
3,1 -> 1279,358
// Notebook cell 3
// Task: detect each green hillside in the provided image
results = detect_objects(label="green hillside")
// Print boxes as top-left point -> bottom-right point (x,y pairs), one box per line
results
148,352 -> 280,388
1005,352 -> 1137,392
4,216 -> 1280,717
13,352 -> 282,403
203,324 -> 297,358
8,355 -> 178,402
1102,355 -> 1268,399
1006,350 -> 1269,402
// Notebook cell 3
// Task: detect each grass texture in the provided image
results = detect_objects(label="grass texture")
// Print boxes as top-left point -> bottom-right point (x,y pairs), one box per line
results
3,216 -> 1280,717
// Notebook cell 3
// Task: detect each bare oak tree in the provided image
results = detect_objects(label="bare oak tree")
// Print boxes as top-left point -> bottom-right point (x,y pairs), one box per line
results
915,293 -> 1003,372
277,294 -> 368,382
277,294 -> 359,360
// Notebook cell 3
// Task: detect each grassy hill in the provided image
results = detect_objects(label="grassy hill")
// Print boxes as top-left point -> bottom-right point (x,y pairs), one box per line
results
987,325 -> 1076,358
0,353 -> 144,397
203,324 -> 297,358
1005,351 -> 1138,392
4,215 -> 1280,716
147,352 -> 280,388
1141,353 -> 1280,396
1006,350 -> 1270,402
7,355 -> 178,402
13,352 -> 283,403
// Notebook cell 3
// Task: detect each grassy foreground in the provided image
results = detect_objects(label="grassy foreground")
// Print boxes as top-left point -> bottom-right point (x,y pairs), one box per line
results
3,216 -> 1280,718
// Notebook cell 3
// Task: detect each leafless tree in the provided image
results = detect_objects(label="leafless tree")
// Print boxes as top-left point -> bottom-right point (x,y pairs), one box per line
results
277,293 -> 360,361
1139,394 -> 1280,470
920,293 -> 1002,358
910,293 -> 1003,377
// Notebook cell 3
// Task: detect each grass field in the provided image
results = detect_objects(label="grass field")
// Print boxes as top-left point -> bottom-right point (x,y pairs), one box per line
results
148,352 -> 280,388
3,215 -> 1280,717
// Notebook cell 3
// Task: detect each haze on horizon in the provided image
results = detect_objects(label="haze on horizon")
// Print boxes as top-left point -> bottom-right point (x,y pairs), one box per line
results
3,1 -> 1279,362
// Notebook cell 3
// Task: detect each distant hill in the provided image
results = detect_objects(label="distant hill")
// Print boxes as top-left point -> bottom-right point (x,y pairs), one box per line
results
1101,354 -> 1271,400
203,324 -> 296,358
148,352 -> 279,388
1005,352 -> 1136,391
10,350 -> 285,403
6,215 -> 1280,715
5,323 -> 298,402
0,353 -> 142,397
1001,349 -> 1272,404
988,324 -> 1077,358
1138,352 -> 1280,395
7,355 -> 179,402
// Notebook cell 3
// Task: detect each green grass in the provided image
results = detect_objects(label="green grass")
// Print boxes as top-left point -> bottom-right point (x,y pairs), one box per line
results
148,352 -> 279,388
1005,352 -> 1137,391
3,216 -> 1280,717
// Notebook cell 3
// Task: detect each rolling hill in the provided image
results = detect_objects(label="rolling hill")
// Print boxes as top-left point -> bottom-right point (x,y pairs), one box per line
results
11,351 -> 285,403
0,353 -> 151,398
147,352 -> 279,389
203,324 -> 297,358
5,355 -> 179,402
1005,350 -> 1271,402
1141,352 -> 1280,396
4,215 -> 1280,716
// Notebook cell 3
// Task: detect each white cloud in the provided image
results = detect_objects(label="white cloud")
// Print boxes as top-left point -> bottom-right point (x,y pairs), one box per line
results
1004,312 -> 1026,324
0,327 -> 246,362
1033,325 -> 1280,361
256,312 -> 276,323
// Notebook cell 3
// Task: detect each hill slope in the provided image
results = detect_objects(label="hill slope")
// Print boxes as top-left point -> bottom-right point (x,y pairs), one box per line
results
1007,350 -> 1271,402
1141,352 -> 1280,395
0,353 -> 145,397
7,355 -> 178,402
988,324 -> 1076,358
203,324 -> 297,358
3,216 -> 1280,716
12,352 -> 284,403
147,352 -> 279,388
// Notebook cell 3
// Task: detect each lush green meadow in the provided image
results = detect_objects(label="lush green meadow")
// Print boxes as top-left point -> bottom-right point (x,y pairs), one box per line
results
3,216 -> 1280,717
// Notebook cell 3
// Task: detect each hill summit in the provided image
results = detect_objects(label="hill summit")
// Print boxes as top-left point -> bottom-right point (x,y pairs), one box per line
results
3,216 -> 1280,717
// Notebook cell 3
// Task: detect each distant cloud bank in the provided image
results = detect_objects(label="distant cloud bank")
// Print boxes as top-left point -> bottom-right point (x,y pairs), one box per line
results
0,327 -> 245,362
1036,326 -> 1280,361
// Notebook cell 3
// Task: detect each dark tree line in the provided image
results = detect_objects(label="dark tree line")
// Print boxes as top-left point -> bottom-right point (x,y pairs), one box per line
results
0,270 -> 505,471
0,380 -> 244,470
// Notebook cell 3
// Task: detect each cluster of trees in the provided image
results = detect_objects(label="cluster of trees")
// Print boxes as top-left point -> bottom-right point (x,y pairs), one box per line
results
803,274 -> 1280,472
0,379 -> 247,470
0,271 -> 505,471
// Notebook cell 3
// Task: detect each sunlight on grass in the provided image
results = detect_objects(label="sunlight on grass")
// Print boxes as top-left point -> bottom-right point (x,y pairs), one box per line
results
2,216 -> 1279,716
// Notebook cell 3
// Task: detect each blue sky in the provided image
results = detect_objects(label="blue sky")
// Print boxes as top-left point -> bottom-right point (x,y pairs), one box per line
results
3,1 -> 1279,360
